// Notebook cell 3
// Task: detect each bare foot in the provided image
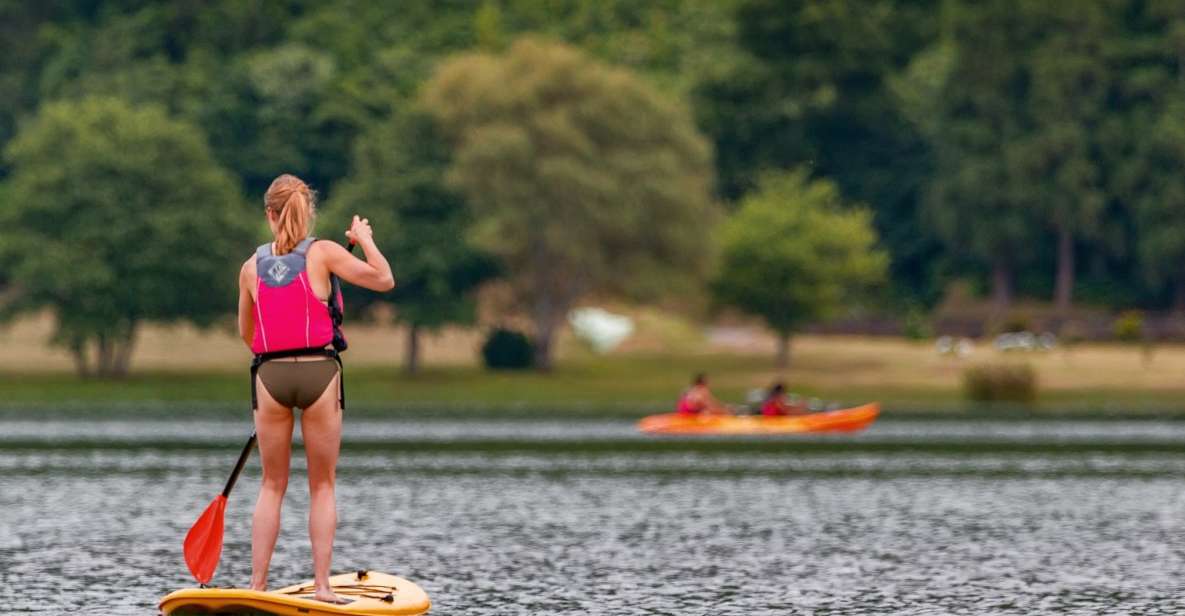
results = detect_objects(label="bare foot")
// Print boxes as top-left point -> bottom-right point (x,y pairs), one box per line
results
313,592 -> 352,605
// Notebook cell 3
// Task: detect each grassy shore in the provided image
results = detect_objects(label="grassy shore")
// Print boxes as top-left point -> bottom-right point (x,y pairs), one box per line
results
4,353 -> 1185,419
4,313 -> 1185,416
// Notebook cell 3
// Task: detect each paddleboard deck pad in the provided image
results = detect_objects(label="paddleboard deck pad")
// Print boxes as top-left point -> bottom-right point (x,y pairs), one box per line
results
159,570 -> 430,615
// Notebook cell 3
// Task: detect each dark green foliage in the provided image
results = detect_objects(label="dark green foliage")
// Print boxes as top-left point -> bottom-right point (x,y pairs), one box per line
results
0,97 -> 251,377
326,107 -> 498,373
11,0 -> 1185,343
963,364 -> 1038,404
695,0 -> 940,304
1113,311 -> 1144,343
422,38 -> 717,370
711,171 -> 887,366
481,328 -> 535,370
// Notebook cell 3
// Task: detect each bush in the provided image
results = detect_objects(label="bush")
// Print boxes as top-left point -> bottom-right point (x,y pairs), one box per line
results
1113,311 -> 1144,342
481,328 -> 535,370
902,307 -> 933,340
999,315 -> 1032,335
963,363 -> 1037,403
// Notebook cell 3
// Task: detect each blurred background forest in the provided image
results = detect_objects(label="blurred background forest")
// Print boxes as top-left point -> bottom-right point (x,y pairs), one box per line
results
4,0 -> 1185,408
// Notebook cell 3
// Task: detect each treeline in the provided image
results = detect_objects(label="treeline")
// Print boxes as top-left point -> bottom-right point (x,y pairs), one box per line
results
0,1 -> 731,374
697,0 -> 1185,315
3,0 -> 1185,373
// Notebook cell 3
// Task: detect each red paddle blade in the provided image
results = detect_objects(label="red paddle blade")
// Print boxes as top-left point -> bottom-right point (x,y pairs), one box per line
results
183,495 -> 227,585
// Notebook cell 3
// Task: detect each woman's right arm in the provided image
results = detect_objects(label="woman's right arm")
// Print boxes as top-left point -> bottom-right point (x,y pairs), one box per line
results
324,215 -> 395,292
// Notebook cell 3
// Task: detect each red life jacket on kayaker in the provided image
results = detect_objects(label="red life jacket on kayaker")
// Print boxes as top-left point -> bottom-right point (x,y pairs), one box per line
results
251,237 -> 345,355
676,388 -> 705,415
761,398 -> 787,417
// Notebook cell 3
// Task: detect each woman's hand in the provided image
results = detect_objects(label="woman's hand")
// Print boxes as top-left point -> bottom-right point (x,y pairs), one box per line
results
345,215 -> 374,246
324,216 -> 395,292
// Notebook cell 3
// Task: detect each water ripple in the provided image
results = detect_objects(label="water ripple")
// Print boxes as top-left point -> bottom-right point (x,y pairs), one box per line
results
4,418 -> 1185,614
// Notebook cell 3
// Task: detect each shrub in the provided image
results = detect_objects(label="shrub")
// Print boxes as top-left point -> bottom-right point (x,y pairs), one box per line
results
1113,311 -> 1144,342
481,328 -> 535,370
902,307 -> 933,341
963,363 -> 1037,403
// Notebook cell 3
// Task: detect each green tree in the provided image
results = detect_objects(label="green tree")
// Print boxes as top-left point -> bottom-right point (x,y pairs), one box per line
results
1019,1 -> 1111,315
897,2 -> 1039,315
421,37 -> 717,370
694,0 -> 940,304
328,108 -> 498,374
0,97 -> 250,378
903,1 -> 1119,316
712,171 -> 887,368
1107,1 -> 1185,310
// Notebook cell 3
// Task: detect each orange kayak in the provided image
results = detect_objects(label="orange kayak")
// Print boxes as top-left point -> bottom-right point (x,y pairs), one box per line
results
637,403 -> 880,435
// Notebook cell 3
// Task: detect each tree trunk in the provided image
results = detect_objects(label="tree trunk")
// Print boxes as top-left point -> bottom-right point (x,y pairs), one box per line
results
111,325 -> 137,378
96,334 -> 113,378
991,261 -> 1013,317
533,321 -> 556,372
775,334 -> 792,370
71,338 -> 91,379
531,290 -> 568,372
404,324 -> 421,375
1054,226 -> 1074,316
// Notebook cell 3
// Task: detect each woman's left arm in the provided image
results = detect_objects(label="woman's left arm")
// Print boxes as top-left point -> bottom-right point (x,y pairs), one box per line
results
237,259 -> 255,348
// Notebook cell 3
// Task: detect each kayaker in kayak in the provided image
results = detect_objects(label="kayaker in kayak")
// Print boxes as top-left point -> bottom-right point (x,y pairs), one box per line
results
676,373 -> 730,415
237,174 -> 394,604
760,382 -> 806,416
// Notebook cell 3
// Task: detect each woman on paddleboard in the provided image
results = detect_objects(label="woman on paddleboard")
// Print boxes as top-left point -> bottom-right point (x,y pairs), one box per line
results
237,174 -> 394,604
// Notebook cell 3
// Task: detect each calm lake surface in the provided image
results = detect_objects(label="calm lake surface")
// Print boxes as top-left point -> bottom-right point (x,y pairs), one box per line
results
4,415 -> 1185,614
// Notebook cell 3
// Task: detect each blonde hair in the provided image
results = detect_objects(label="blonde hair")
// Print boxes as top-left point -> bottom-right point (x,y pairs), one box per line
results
264,174 -> 316,255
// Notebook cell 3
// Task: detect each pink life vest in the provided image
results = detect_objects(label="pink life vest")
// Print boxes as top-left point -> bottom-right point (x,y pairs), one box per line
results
251,237 -> 343,355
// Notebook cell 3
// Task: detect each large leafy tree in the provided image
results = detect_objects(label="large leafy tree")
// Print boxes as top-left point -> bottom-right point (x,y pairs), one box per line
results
422,37 -> 718,370
0,97 -> 251,377
712,171 -> 887,368
694,0 -> 939,303
897,2 -> 1040,315
1126,103 -> 1185,310
1107,1 -> 1185,310
904,1 -> 1119,317
1018,1 -> 1111,315
327,108 -> 498,374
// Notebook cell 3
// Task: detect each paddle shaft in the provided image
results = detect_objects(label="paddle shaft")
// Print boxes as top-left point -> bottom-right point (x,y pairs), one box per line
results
221,431 -> 256,498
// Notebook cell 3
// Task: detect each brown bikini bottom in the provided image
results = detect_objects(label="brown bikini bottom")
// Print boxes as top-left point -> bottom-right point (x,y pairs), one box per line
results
256,359 -> 340,410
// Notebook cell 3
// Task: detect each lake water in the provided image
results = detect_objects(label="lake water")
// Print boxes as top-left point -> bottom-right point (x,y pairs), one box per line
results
3,416 -> 1185,614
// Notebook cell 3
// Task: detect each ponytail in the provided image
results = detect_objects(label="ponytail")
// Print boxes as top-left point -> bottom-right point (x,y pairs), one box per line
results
264,174 -> 316,255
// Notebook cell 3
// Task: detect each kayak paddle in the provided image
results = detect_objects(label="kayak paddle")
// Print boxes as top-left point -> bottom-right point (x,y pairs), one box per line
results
183,431 -> 257,585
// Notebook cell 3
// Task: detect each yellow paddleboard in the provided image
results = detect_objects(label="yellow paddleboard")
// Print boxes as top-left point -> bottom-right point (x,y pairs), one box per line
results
159,570 -> 430,616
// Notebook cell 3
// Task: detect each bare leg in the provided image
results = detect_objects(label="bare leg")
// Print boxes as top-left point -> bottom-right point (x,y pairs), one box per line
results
249,378 -> 294,591
301,373 -> 343,602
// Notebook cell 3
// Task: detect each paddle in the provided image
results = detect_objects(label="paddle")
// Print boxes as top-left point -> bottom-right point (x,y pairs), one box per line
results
183,431 -> 256,585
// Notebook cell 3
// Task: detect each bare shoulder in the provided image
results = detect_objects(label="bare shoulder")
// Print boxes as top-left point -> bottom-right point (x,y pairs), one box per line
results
240,255 -> 256,283
309,239 -> 351,272
309,238 -> 348,258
